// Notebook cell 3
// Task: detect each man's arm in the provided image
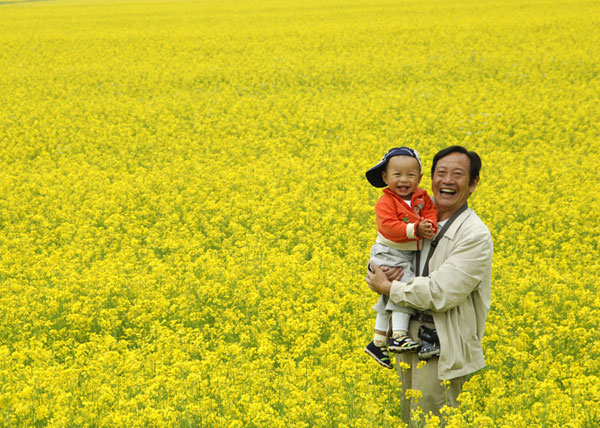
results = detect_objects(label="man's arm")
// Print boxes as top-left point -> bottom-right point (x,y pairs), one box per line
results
389,229 -> 493,312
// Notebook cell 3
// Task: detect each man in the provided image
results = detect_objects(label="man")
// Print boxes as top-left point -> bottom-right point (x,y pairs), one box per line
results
366,146 -> 493,422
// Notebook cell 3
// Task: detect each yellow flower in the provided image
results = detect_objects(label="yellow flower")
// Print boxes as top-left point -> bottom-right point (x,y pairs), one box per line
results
0,0 -> 598,426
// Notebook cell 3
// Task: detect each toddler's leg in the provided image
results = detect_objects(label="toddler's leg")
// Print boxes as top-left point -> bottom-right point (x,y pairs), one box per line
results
364,312 -> 393,369
388,310 -> 420,353
373,312 -> 390,346
391,310 -> 411,337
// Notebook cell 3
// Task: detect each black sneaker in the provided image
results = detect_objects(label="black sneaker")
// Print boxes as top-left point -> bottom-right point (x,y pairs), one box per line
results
364,341 -> 394,369
418,340 -> 440,360
388,335 -> 421,353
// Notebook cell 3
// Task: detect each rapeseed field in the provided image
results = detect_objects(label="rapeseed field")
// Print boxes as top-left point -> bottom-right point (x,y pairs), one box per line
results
0,0 -> 599,426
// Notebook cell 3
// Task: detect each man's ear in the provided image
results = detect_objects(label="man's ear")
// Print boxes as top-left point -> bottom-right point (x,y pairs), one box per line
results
469,176 -> 480,194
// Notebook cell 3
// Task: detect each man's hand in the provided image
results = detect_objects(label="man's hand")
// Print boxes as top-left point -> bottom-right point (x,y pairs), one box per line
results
417,220 -> 436,240
381,266 -> 404,281
366,262 -> 392,296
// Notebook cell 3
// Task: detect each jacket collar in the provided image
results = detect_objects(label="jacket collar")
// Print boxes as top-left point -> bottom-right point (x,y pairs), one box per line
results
440,207 -> 473,241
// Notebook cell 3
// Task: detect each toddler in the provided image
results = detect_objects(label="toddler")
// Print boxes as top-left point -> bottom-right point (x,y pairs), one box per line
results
363,147 -> 437,369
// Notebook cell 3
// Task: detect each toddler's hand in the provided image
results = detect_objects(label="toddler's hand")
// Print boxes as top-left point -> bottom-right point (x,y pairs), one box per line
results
417,220 -> 435,240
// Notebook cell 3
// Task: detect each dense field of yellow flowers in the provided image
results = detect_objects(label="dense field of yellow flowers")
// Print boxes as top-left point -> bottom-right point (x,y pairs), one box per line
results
1,0 -> 599,426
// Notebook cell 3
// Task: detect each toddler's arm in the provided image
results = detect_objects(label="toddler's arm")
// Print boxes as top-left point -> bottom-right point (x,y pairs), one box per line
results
376,198 -> 418,243
417,220 -> 436,240
420,193 -> 438,235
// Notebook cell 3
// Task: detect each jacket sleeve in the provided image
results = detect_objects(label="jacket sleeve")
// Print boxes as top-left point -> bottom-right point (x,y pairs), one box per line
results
389,228 -> 493,312
375,196 -> 417,242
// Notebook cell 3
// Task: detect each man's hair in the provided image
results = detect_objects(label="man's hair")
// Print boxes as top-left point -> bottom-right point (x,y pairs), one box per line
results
431,146 -> 481,185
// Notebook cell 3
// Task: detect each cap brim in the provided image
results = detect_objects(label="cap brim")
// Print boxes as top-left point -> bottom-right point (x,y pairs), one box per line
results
365,161 -> 387,187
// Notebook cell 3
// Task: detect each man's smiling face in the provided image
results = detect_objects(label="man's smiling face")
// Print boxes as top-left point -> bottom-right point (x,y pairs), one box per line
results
432,152 -> 478,220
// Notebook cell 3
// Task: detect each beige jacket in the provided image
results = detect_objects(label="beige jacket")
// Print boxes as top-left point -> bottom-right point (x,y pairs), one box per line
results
389,208 -> 493,380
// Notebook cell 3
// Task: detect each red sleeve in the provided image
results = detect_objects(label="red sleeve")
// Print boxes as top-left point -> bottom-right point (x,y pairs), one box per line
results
375,195 -> 417,243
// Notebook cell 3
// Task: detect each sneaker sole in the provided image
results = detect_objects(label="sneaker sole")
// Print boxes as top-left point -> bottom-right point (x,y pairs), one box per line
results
418,350 -> 440,360
388,344 -> 421,353
364,347 -> 394,369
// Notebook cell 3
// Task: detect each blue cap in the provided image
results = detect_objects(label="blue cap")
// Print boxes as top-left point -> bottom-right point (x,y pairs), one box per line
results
365,147 -> 422,188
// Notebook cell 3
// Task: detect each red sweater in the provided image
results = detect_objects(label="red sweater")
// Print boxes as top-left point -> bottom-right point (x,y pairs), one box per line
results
375,188 -> 438,249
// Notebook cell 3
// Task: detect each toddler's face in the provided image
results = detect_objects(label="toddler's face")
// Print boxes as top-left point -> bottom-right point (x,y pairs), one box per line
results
382,156 -> 422,200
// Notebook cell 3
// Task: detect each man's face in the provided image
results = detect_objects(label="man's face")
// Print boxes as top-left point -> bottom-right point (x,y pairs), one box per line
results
382,155 -> 422,200
432,152 -> 478,217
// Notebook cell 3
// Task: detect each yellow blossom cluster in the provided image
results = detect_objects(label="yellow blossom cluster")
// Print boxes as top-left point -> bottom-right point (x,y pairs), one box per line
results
0,0 -> 599,426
